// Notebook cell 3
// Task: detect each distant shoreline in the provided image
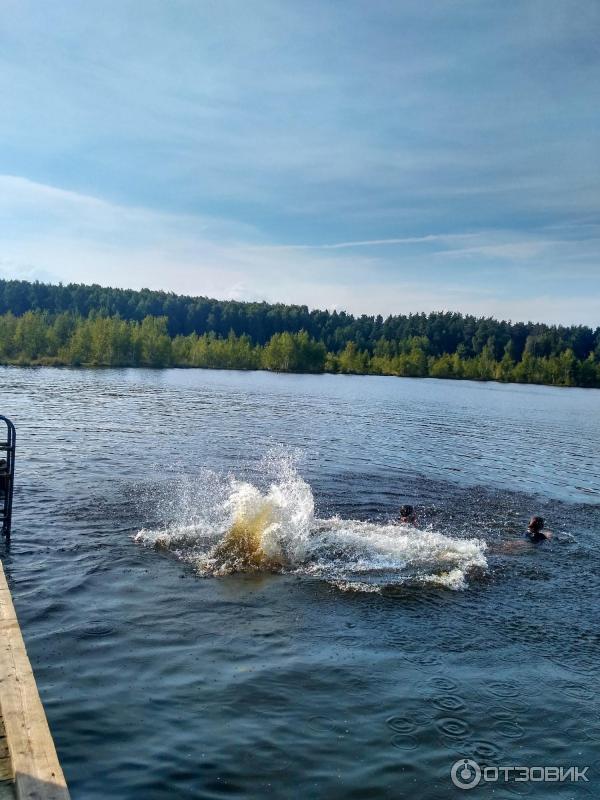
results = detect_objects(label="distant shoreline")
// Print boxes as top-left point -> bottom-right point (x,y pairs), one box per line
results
1,278 -> 598,389
1,359 -> 597,390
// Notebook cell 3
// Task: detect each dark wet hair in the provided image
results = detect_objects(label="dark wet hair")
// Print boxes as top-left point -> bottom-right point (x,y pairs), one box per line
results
529,516 -> 544,530
400,505 -> 414,517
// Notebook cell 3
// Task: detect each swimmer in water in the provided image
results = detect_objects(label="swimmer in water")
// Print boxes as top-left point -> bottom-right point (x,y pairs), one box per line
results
526,515 -> 552,543
399,504 -> 417,525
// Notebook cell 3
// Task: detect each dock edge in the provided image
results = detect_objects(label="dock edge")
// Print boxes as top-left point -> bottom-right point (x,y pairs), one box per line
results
0,562 -> 70,800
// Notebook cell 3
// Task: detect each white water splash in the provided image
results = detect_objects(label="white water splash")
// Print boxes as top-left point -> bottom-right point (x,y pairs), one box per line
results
134,458 -> 487,592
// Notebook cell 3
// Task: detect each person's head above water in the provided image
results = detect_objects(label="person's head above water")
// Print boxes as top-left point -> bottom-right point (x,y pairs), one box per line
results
528,516 -> 545,533
400,504 -> 416,523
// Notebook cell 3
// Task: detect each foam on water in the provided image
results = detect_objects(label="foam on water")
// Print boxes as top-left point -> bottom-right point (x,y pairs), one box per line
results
134,458 -> 487,592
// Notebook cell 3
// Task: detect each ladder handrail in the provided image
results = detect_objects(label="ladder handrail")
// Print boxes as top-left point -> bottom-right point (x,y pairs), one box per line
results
0,415 -> 15,538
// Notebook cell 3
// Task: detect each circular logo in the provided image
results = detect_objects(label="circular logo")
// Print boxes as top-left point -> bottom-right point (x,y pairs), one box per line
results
451,758 -> 482,790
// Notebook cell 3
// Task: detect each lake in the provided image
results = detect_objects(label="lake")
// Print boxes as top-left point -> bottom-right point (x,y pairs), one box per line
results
1,366 -> 599,798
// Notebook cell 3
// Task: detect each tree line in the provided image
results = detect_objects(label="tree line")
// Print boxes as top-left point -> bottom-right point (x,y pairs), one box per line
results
1,278 -> 599,364
1,309 -> 599,387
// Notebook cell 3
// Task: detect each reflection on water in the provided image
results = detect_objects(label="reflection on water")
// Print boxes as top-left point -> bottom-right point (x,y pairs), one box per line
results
1,367 -> 599,799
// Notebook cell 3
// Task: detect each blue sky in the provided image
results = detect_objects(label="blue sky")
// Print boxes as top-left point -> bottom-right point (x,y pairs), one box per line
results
1,0 -> 599,324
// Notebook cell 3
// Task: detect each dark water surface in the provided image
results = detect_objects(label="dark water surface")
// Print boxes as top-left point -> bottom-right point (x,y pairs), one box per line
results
1,367 -> 599,799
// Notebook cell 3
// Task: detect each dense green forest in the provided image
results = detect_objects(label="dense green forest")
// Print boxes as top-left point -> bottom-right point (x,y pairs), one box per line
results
0,279 -> 599,386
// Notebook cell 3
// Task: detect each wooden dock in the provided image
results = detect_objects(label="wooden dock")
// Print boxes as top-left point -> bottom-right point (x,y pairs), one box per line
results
0,562 -> 69,800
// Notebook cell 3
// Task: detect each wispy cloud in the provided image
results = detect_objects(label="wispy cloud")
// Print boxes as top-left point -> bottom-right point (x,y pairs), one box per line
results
264,233 -> 483,250
0,175 -> 598,326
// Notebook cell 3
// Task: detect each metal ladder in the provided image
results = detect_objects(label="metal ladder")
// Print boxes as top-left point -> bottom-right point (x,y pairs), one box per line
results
0,416 -> 15,539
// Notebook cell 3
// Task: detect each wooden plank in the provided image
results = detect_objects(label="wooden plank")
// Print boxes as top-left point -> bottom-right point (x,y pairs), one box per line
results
0,562 -> 69,800
0,716 -> 12,786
